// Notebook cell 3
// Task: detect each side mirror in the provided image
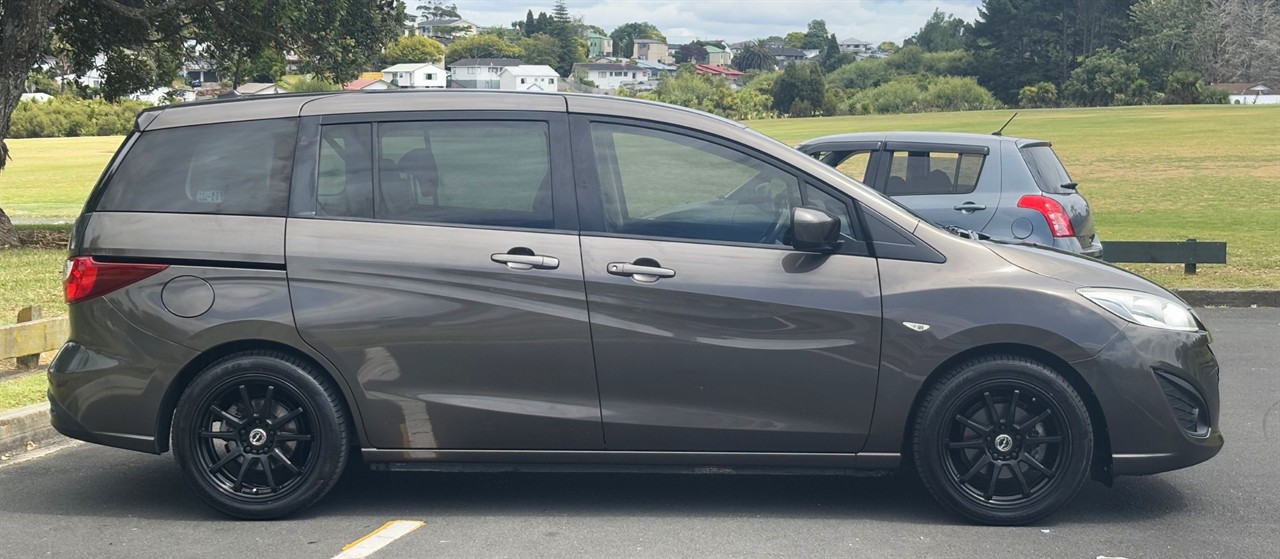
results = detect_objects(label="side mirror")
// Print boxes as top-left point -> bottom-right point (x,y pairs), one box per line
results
789,206 -> 842,253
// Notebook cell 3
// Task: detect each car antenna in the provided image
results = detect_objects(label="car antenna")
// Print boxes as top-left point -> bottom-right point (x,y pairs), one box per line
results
992,112 -> 1018,136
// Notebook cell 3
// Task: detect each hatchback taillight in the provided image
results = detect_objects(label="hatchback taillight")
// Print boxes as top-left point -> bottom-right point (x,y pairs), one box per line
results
64,256 -> 168,304
1017,195 -> 1076,238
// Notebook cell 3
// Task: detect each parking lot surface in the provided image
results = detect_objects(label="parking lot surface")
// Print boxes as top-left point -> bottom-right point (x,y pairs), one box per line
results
1,308 -> 1276,559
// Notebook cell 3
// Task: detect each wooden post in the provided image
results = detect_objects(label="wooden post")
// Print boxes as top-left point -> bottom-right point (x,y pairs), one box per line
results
15,305 -> 42,369
1185,238 -> 1197,275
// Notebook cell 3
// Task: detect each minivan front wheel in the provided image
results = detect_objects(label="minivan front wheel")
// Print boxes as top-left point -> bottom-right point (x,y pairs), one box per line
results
172,351 -> 349,519
913,356 -> 1093,525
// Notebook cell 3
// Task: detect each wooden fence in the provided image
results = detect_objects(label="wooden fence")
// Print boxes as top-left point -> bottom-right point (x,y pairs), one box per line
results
1,306 -> 68,369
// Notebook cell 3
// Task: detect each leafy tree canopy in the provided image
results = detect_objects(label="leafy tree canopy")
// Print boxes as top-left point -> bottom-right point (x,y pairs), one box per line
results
384,35 -> 446,65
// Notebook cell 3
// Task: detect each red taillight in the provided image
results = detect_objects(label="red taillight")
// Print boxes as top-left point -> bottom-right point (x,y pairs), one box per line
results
1017,195 -> 1076,238
64,257 -> 168,304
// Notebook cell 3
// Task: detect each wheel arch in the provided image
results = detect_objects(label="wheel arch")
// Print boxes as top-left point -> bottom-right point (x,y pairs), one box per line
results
155,339 -> 365,453
900,343 -> 1113,482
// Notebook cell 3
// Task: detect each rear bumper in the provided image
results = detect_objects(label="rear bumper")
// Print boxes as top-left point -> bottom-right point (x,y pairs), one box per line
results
1070,323 -> 1222,476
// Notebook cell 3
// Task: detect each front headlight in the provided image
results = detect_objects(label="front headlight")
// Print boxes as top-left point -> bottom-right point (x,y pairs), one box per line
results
1078,288 -> 1199,332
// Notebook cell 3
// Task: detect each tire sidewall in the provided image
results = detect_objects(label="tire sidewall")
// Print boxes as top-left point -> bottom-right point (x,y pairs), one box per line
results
173,353 -> 347,520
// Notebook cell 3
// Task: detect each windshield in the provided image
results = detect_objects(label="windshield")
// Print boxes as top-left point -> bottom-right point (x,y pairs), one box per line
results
1021,145 -> 1075,194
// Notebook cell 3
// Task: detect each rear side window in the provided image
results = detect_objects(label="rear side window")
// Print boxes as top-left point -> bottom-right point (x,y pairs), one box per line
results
1021,145 -> 1075,194
833,151 -> 874,183
98,119 -> 297,216
884,150 -> 984,196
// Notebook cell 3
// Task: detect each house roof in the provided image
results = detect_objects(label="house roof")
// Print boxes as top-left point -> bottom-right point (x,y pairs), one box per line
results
703,45 -> 726,53
573,63 -> 645,72
502,65 -> 560,77
449,58 -> 523,68
766,47 -> 806,58
418,18 -> 475,27
633,59 -> 676,70
694,64 -> 743,77
235,82 -> 281,95
382,63 -> 445,73
634,39 -> 665,45
1209,82 -> 1273,95
345,78 -> 391,90
586,32 -> 609,39
840,37 -> 871,45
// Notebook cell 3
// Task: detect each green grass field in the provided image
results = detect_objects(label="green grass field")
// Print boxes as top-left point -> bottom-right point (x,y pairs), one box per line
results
0,105 -> 1277,327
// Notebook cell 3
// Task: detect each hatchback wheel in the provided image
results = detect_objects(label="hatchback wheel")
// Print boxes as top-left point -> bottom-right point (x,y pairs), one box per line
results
913,356 -> 1093,525
173,351 -> 348,519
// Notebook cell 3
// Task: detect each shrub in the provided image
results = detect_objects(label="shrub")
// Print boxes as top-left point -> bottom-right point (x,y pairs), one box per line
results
920,76 -> 1000,112
1018,82 -> 1058,108
825,58 -> 893,90
8,95 -> 150,138
1201,86 -> 1230,104
851,79 -> 924,114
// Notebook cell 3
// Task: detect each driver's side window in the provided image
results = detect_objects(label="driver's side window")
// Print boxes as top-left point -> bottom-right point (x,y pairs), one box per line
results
588,123 -> 800,245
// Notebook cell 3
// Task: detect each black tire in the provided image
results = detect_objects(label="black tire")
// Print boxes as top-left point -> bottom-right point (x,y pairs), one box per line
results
913,355 -> 1093,525
172,351 -> 349,519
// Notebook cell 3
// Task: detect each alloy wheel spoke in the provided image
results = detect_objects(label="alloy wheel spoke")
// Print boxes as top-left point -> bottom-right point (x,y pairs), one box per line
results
1020,453 -> 1055,478
955,415 -> 992,435
984,462 -> 1004,501
1011,461 -> 1032,498
272,448 -> 301,474
1024,435 -> 1062,446
959,453 -> 992,483
1007,390 -> 1020,424
210,405 -> 244,428
208,447 -> 243,474
272,407 -> 304,427
199,430 -> 237,440
948,439 -> 985,450
274,432 -> 312,442
260,386 -> 275,416
232,452 -> 253,492
239,385 -> 254,416
1016,409 -> 1052,434
262,455 -> 278,491
983,391 -> 1000,425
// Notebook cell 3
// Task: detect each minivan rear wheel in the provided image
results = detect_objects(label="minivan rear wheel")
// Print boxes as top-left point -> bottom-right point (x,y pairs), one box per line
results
913,355 -> 1093,525
172,351 -> 348,519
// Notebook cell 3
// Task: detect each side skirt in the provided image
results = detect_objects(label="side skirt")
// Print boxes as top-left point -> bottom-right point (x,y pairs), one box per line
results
362,449 -> 900,475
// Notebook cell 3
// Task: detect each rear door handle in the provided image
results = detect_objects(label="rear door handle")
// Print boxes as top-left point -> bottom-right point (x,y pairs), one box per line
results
491,252 -> 559,270
607,262 -> 675,283
953,202 -> 987,213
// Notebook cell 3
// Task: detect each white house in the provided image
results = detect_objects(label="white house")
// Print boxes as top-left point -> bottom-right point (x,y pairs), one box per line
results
839,37 -> 873,54
1212,82 -> 1280,105
235,82 -> 287,95
381,63 -> 447,88
416,17 -> 479,38
448,58 -> 523,89
499,65 -> 560,91
345,77 -> 395,91
572,63 -> 646,92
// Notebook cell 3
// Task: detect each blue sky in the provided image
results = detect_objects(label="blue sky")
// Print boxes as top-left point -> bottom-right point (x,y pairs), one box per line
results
425,1 -> 984,45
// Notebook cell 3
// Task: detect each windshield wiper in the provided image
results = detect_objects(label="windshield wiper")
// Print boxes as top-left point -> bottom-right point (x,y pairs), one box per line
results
940,224 -> 989,241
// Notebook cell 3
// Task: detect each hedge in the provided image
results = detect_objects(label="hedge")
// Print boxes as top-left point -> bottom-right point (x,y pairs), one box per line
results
9,96 -> 152,138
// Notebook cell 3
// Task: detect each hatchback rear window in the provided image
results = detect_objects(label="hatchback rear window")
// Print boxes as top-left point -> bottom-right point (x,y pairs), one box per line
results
1021,145 -> 1075,194
97,119 -> 297,216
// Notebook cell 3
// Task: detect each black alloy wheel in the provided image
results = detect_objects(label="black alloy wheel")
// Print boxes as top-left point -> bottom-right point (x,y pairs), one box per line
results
914,355 -> 1093,525
173,351 -> 348,519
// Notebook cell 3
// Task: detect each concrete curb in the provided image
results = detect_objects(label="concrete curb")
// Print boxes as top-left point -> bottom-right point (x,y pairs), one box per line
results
1173,289 -> 1280,308
0,402 -> 65,461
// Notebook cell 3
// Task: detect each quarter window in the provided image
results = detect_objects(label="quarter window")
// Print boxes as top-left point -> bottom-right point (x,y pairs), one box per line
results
834,151 -> 874,183
587,123 -> 801,245
317,123 -> 373,218
884,150 -> 984,196
98,119 -> 297,216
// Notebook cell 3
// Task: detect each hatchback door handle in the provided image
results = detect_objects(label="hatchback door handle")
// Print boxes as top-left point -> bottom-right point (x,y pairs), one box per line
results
492,251 -> 559,271
954,202 -> 987,213
607,261 -> 675,283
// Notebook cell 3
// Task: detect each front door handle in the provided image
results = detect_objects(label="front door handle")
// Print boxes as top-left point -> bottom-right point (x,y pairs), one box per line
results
954,202 -> 987,213
607,261 -> 675,283
492,250 -> 559,270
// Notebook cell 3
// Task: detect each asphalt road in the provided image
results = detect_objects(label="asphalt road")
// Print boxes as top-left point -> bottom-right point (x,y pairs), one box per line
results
1,308 -> 1276,559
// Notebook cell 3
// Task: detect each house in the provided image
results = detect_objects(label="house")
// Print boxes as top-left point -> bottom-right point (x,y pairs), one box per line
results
704,45 -> 732,66
234,82 -> 287,95
499,65 -> 560,91
839,37 -> 873,54
345,77 -> 395,91
587,32 -> 613,58
184,57 -> 218,87
381,63 -> 446,88
448,58 -> 523,89
573,63 -> 646,92
694,64 -> 744,83
416,17 -> 479,38
634,59 -> 677,79
20,92 -> 53,103
633,39 -> 671,64
766,46 -> 808,65
727,41 -> 750,56
1210,82 -> 1280,105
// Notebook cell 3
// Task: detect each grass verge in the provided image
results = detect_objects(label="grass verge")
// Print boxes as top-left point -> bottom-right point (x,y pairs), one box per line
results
0,374 -> 48,411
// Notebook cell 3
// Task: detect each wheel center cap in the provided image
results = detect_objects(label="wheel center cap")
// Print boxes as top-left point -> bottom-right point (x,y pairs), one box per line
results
248,428 -> 268,447
994,433 -> 1014,453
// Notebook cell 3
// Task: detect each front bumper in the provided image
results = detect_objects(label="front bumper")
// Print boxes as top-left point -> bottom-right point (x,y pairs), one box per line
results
1070,323 -> 1222,476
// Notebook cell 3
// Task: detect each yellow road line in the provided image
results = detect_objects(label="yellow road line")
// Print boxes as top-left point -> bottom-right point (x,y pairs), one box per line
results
332,520 -> 424,559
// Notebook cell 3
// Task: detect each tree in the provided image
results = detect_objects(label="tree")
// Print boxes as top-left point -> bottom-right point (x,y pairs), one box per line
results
610,22 -> 665,60
445,33 -> 523,65
820,33 -> 854,72
522,10 -> 537,36
1064,48 -> 1142,106
802,19 -> 830,50
0,0 -> 403,247
771,62 -> 825,116
906,9 -> 971,52
783,32 -> 806,49
1018,81 -> 1060,107
878,41 -> 900,54
419,0 -> 459,19
732,41 -> 778,72
548,0 -> 585,76
1127,0 -> 1217,89
518,33 -> 560,67
384,35 -> 446,65
676,43 -> 709,64
1211,0 -> 1280,85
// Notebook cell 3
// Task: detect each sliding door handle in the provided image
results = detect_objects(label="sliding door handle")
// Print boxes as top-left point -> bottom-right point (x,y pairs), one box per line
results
492,252 -> 559,270
608,261 -> 675,283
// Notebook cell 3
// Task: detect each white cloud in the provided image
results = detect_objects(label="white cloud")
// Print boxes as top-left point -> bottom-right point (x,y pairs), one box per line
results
426,0 -> 982,45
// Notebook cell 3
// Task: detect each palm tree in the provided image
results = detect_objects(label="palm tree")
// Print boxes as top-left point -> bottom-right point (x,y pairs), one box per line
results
732,41 -> 777,72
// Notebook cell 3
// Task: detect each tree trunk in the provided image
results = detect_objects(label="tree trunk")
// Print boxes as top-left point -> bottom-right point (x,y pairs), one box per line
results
0,0 -> 73,245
